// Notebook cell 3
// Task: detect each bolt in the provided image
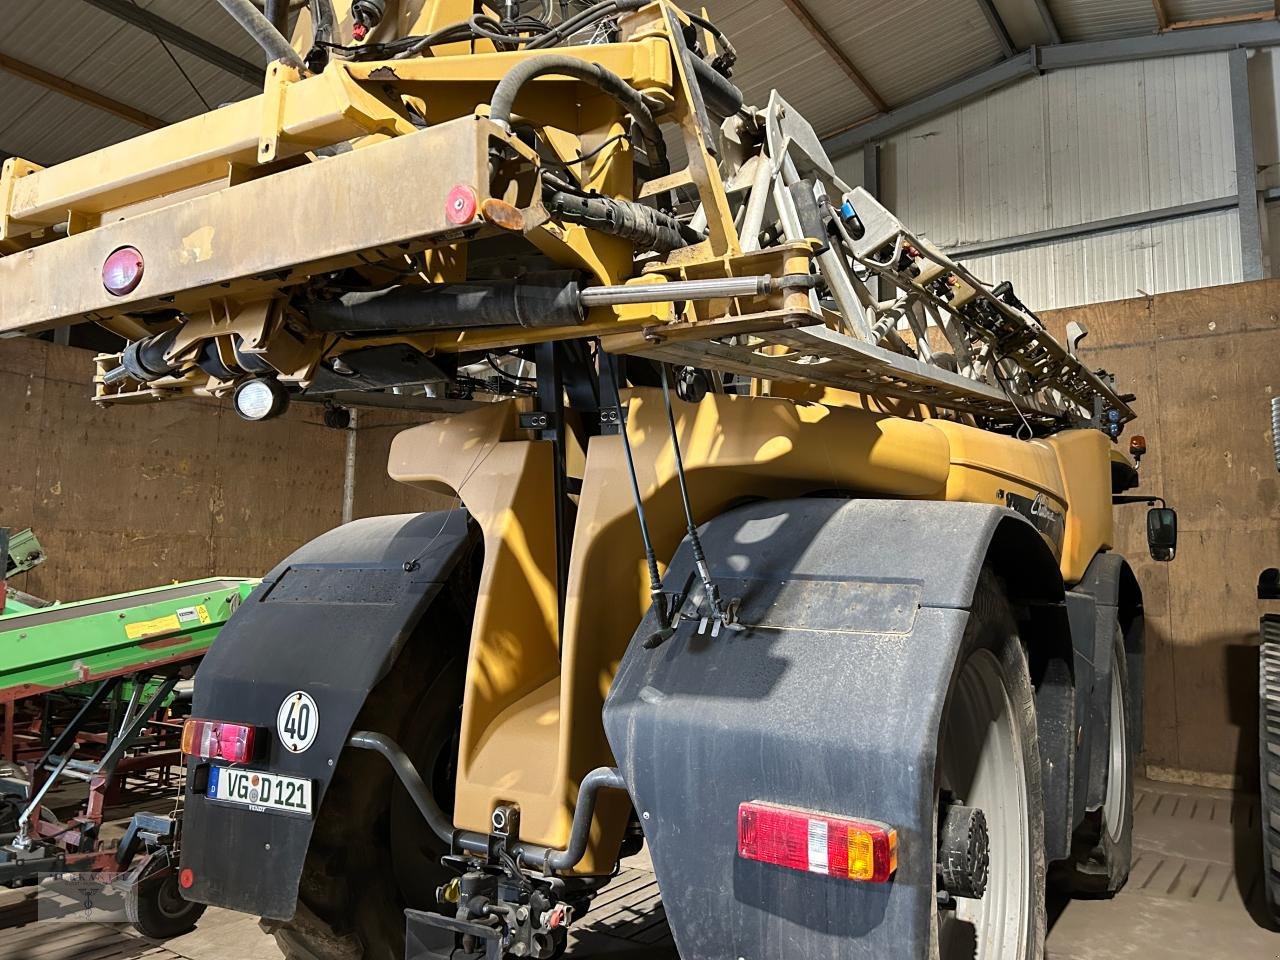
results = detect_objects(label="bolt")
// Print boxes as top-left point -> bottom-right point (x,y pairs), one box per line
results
264,843 -> 271,850
642,811 -> 650,821
327,758 -> 334,767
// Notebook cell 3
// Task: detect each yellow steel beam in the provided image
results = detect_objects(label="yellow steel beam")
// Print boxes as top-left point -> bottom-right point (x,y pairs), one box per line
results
0,64 -> 414,241
0,116 -> 495,335
0,52 -> 166,130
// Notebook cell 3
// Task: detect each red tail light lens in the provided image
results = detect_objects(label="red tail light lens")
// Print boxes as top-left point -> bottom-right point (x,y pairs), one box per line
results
738,801 -> 898,883
181,718 -> 257,763
102,246 -> 145,296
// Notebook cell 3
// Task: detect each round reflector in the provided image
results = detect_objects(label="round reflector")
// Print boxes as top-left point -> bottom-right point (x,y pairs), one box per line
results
445,185 -> 478,225
102,246 -> 144,296
179,868 -> 195,889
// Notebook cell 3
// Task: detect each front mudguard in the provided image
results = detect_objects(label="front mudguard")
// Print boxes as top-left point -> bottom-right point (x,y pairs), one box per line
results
603,497 -> 1063,960
182,510 -> 476,920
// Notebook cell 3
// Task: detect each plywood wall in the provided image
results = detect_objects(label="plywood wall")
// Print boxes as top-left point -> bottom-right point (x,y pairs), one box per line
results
0,337 -> 448,603
1044,279 -> 1280,783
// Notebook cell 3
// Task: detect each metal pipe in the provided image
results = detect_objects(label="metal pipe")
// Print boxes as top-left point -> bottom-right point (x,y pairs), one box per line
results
347,730 -> 469,852
579,275 -> 790,306
538,766 -> 628,872
214,0 -> 305,70
348,730 -> 628,873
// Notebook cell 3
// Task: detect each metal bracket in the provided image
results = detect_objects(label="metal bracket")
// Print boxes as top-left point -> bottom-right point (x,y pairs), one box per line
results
518,410 -> 557,431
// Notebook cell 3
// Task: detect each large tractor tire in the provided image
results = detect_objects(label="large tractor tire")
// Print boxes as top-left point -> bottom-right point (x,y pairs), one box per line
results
1258,614 -> 1280,926
1068,627 -> 1136,895
263,578 -> 472,960
933,572 -> 1046,960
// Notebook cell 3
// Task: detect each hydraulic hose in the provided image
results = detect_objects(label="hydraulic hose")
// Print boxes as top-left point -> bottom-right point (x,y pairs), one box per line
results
489,54 -> 668,176
348,730 -> 627,874
215,0 -> 305,70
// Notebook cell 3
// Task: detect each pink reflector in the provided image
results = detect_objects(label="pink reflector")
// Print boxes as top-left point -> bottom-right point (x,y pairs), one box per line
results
102,246 -> 144,296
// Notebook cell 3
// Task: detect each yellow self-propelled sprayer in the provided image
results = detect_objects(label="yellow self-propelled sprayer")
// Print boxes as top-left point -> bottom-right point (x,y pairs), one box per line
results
0,2 -> 1169,958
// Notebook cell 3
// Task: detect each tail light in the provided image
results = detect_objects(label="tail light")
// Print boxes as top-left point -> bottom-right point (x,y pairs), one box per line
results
182,718 -> 257,763
102,246 -> 145,296
738,800 -> 898,883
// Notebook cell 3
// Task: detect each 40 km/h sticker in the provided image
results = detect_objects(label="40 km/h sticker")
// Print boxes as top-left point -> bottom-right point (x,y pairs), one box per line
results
277,691 -> 319,754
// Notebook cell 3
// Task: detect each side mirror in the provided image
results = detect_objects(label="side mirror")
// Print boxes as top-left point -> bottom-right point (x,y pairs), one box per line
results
1147,507 -> 1178,562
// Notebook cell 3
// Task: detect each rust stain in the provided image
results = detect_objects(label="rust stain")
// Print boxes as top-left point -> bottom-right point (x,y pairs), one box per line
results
139,634 -> 192,650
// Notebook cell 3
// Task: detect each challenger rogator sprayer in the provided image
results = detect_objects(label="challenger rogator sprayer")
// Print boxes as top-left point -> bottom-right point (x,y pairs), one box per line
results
0,1 -> 1169,957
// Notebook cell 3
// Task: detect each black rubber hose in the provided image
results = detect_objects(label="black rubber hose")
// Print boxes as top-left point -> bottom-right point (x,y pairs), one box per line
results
489,54 -> 667,175
214,0 -> 304,69
263,0 -> 289,36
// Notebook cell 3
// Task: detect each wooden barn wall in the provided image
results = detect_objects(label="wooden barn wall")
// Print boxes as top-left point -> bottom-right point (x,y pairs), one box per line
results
0,338 -> 448,603
1044,278 -> 1280,783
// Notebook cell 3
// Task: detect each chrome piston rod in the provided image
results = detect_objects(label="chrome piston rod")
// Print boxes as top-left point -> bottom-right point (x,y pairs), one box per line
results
578,273 -> 811,307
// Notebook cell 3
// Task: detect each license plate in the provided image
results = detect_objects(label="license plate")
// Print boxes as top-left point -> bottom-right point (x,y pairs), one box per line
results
207,766 -> 313,817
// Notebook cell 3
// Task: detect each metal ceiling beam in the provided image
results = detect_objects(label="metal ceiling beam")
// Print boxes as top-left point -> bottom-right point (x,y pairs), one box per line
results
1031,0 -> 1062,45
1151,0 -> 1170,31
1229,48 -> 1267,280
79,0 -> 263,86
0,52 -> 165,130
780,0 -> 888,114
825,18 -> 1280,154
975,0 -> 1017,57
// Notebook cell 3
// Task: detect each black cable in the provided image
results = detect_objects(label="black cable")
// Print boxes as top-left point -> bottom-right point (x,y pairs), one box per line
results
658,362 -> 725,624
485,353 -> 536,383
131,0 -> 211,111
602,351 -> 669,633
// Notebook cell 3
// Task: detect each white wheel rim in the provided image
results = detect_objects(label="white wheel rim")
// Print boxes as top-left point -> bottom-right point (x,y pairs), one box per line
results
937,649 -> 1031,960
1103,645 -> 1127,841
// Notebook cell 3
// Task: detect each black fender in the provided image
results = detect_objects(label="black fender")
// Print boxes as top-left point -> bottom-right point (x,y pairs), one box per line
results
1066,552 -> 1145,824
182,510 -> 477,920
602,497 -> 1069,960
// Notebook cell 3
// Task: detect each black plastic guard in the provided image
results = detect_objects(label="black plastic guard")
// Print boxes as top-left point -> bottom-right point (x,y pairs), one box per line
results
603,498 -> 1041,960
182,510 -> 475,920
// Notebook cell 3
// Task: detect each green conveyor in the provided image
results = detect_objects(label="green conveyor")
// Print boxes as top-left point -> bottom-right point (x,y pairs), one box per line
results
0,578 -> 257,703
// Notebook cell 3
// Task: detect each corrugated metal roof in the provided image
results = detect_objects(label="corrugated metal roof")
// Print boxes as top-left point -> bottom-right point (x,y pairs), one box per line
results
1046,0 -> 1160,41
700,0 -> 876,137
1165,0 -> 1272,21
818,0 -> 1005,107
0,0 -> 1270,168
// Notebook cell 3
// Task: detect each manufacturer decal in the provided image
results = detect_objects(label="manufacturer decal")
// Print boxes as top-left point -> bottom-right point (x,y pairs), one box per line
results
1004,491 -> 1066,557
277,690 -> 319,754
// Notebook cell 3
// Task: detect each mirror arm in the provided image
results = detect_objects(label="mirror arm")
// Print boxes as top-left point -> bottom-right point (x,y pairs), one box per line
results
1113,495 -> 1166,507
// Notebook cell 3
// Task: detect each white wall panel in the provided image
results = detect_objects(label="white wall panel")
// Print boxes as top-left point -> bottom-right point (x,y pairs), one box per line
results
860,51 -> 1245,310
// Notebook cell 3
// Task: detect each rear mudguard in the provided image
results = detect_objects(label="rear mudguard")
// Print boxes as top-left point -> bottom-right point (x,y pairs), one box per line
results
603,497 -> 1066,960
182,510 -> 476,920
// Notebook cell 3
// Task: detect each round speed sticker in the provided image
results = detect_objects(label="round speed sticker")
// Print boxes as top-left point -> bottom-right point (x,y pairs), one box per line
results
277,691 -> 319,753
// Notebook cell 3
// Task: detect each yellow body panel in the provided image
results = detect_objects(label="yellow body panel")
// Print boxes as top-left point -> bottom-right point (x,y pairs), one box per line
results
389,389 -> 1118,869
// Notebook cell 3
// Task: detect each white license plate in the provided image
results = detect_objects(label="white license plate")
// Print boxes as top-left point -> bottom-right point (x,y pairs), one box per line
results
207,766 -> 313,817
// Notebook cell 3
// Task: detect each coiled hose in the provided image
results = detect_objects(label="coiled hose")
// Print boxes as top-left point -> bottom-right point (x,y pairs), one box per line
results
488,54 -> 668,177
1272,396 -> 1279,473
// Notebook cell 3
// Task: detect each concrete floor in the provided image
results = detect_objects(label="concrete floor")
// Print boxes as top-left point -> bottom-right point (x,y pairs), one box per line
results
3,779 -> 1278,959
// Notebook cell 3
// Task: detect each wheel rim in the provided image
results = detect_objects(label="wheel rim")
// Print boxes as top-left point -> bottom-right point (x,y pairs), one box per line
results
937,649 -> 1031,960
1103,645 -> 1127,841
156,874 -> 193,919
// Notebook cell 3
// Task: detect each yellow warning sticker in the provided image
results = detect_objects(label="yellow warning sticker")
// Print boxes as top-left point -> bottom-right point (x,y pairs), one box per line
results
125,604 -> 209,640
125,614 -> 181,640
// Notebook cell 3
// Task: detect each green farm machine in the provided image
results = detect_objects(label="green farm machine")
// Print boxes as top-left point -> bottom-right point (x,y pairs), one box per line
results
0,526 -> 255,937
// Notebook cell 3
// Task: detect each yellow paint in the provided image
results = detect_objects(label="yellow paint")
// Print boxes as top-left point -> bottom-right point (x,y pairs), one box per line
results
178,225 -> 215,265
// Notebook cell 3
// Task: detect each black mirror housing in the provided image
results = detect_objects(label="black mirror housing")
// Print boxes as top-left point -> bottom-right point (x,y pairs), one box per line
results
1147,507 -> 1178,562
